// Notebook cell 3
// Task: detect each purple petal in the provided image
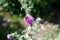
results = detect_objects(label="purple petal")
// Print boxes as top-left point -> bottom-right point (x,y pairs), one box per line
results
7,34 -> 12,39
24,15 -> 34,25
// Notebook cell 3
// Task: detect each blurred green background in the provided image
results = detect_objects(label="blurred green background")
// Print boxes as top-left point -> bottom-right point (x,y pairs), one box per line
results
0,0 -> 60,40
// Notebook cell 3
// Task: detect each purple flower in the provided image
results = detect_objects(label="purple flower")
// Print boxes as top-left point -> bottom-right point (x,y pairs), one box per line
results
24,15 -> 34,25
7,34 -> 12,39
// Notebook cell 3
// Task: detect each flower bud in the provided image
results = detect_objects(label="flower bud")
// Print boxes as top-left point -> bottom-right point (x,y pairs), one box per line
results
24,15 -> 34,25
7,34 -> 12,39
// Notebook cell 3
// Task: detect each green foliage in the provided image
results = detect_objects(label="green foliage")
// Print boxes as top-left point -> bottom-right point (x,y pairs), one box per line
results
0,0 -> 56,19
0,0 -> 60,40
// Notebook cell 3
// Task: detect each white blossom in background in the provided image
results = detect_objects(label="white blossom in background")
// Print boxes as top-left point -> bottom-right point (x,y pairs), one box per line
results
36,17 -> 42,22
40,24 -> 46,30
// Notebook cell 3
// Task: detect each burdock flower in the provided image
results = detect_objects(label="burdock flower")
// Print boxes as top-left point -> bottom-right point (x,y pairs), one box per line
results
24,15 -> 34,25
7,34 -> 12,39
